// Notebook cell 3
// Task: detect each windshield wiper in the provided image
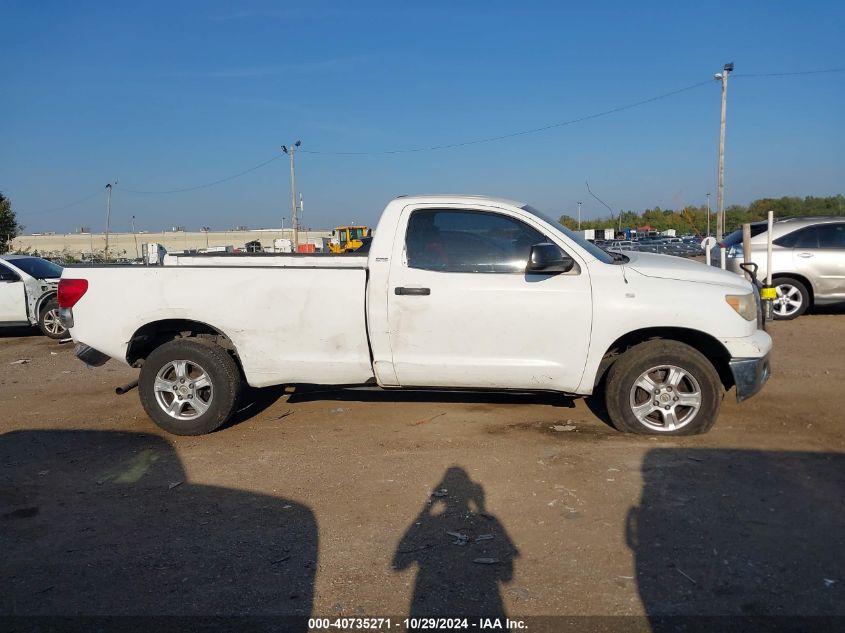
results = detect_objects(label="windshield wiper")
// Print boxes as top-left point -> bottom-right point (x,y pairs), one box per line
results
601,249 -> 629,263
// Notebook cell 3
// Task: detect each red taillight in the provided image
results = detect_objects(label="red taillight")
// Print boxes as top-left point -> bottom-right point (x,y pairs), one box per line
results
58,278 -> 89,308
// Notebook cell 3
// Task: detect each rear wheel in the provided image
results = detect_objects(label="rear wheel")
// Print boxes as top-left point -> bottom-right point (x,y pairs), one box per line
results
38,298 -> 67,339
605,340 -> 723,435
772,277 -> 809,320
139,339 -> 241,436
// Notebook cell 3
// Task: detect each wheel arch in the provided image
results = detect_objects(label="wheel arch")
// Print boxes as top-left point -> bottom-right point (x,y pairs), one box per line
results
34,290 -> 58,316
594,327 -> 734,391
771,272 -> 814,305
126,319 -> 242,369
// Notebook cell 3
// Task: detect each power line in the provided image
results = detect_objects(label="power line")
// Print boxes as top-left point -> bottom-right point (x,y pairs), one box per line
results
18,65 -> 845,215
735,66 -> 845,77
119,155 -> 283,194
26,190 -> 102,216
300,79 -> 713,155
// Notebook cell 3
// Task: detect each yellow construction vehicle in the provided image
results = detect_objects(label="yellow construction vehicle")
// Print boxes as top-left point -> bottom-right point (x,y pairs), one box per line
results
328,226 -> 371,253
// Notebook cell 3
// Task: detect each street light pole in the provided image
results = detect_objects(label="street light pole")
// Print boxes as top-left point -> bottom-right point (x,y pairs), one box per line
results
131,215 -> 139,260
577,201 -> 582,230
715,63 -> 733,241
104,183 -> 113,261
706,192 -> 711,237
281,141 -> 302,249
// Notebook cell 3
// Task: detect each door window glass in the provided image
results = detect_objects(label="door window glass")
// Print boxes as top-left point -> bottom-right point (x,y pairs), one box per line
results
0,266 -> 21,282
405,209 -> 552,273
817,224 -> 845,249
774,226 -> 818,248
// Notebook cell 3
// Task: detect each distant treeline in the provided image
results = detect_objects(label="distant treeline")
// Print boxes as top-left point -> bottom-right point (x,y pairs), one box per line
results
559,195 -> 845,235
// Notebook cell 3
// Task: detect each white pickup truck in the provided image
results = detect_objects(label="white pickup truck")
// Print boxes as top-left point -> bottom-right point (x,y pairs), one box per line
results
59,195 -> 771,436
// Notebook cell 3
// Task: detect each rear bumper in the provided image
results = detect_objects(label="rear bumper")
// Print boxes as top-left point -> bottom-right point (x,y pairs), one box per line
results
729,353 -> 771,402
58,307 -> 74,329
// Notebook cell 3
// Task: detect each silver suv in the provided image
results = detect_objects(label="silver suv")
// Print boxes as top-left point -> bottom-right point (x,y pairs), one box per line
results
714,217 -> 845,319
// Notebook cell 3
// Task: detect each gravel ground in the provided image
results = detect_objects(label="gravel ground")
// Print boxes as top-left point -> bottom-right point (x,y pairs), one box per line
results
1,314 -> 843,626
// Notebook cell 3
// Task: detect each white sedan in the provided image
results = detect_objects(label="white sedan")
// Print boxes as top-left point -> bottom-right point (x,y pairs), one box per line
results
0,255 -> 67,339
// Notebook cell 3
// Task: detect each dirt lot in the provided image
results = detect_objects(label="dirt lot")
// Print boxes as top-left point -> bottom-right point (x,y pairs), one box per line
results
1,314 -> 843,626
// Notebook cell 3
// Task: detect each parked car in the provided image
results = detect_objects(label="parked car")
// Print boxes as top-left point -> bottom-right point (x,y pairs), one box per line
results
713,217 -> 845,319
0,255 -> 67,338
59,195 -> 771,437
607,240 -> 638,252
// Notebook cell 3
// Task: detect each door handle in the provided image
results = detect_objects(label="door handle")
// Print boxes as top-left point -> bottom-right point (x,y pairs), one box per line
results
797,252 -> 814,258
394,287 -> 431,296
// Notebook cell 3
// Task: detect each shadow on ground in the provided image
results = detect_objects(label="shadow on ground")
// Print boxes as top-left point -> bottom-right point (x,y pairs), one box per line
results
393,467 -> 518,618
287,385 -> 575,408
0,430 -> 317,628
630,449 -> 844,631
809,303 -> 845,315
0,326 -> 41,338
221,385 -> 289,430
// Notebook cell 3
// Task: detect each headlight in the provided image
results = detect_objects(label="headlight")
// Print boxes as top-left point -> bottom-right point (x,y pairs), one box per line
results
725,293 -> 757,321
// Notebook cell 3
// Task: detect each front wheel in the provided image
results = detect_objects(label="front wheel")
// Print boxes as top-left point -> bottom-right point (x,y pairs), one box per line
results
605,340 -> 724,435
139,338 -> 241,436
38,298 -> 67,339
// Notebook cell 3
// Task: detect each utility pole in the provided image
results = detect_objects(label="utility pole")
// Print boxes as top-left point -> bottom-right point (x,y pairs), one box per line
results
131,215 -> 139,260
104,182 -> 115,261
706,192 -> 711,237
281,141 -> 302,249
577,202 -> 582,230
715,63 -> 733,241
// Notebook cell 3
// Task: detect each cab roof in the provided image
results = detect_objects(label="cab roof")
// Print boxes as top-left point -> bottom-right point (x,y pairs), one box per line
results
394,194 -> 527,208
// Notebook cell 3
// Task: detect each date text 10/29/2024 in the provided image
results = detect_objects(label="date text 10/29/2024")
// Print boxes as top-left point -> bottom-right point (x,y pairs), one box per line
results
308,617 -> 528,631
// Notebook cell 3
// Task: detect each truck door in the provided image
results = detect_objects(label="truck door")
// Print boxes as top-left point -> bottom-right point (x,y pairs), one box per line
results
386,207 -> 592,392
0,263 -> 28,323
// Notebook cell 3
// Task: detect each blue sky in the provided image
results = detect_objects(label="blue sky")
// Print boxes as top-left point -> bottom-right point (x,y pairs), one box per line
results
2,0 -> 843,233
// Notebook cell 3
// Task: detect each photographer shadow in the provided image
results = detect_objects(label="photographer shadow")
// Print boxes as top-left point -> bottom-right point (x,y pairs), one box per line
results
393,466 -> 519,619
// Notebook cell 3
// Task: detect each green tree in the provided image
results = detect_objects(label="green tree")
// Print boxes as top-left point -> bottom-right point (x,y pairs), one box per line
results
0,192 -> 22,253
558,214 -> 579,230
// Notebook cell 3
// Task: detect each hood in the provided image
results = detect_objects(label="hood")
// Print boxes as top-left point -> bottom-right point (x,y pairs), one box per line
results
624,251 -> 752,291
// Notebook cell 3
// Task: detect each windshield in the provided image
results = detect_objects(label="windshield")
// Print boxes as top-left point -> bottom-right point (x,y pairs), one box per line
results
7,257 -> 63,279
521,205 -> 615,264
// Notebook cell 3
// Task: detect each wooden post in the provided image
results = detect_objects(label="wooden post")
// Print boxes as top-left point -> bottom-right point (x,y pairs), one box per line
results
742,223 -> 752,280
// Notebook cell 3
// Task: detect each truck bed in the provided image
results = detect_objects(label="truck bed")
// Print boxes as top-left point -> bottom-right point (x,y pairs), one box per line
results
67,264 -> 374,387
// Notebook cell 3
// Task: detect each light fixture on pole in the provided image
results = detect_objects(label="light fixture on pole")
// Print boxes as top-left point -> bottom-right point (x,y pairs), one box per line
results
714,62 -> 733,241
281,141 -> 302,249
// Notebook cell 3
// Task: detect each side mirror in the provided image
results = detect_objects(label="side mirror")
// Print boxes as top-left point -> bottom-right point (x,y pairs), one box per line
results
527,243 -> 575,274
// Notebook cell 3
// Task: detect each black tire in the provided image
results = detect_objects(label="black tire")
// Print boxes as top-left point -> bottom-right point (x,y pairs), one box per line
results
772,276 -> 810,320
605,340 -> 723,436
139,338 -> 241,436
38,298 -> 67,339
